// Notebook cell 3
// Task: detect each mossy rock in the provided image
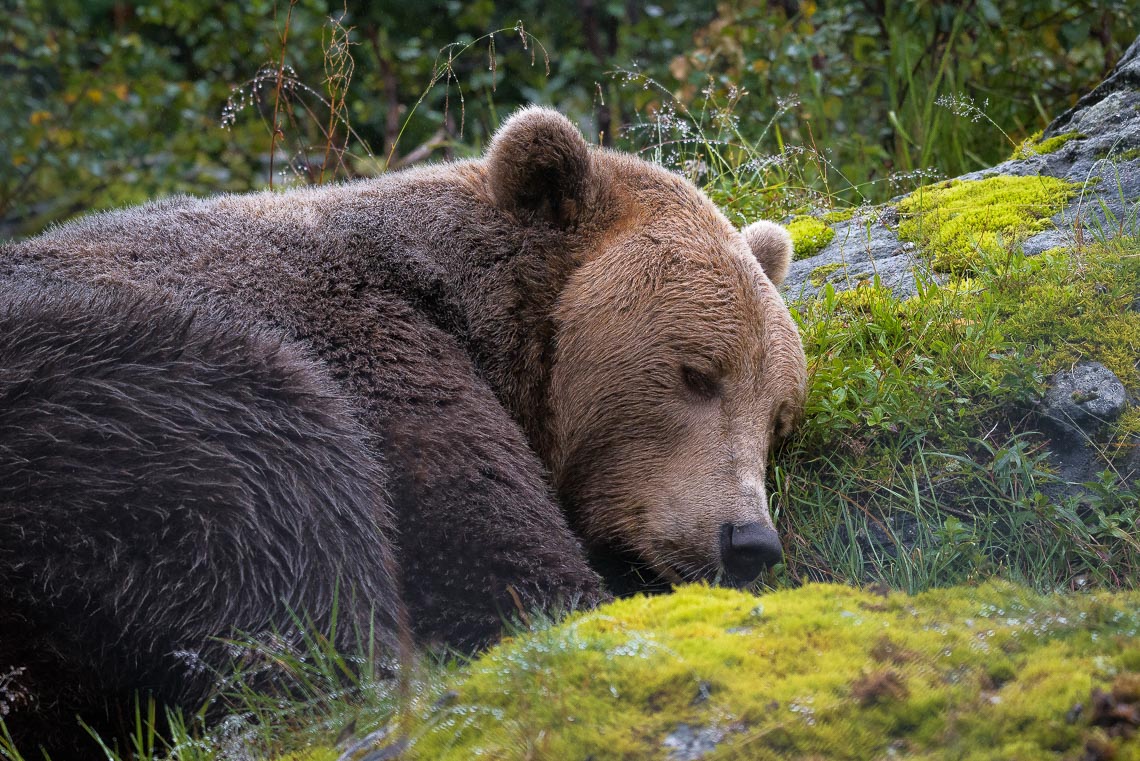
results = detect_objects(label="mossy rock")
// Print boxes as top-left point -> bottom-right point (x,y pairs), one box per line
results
787,215 -> 836,260
896,176 -> 1081,273
385,582 -> 1140,760
821,208 -> 856,224
1009,130 -> 1085,161
809,262 -> 845,287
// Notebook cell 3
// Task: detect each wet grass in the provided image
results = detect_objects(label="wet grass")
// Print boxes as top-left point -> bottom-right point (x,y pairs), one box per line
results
772,231 -> 1140,597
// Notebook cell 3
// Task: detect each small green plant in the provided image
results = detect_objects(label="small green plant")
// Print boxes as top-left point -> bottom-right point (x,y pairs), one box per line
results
787,215 -> 837,260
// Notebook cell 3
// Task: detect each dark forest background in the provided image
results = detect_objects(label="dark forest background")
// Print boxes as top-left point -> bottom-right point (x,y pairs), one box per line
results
2,0 -> 1136,237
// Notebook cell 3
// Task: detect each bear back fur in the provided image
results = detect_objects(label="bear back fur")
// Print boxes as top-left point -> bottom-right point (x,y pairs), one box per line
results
0,273 -> 403,754
2,122 -> 615,652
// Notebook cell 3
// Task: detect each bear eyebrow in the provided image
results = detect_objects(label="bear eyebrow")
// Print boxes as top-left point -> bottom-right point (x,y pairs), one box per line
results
669,343 -> 726,371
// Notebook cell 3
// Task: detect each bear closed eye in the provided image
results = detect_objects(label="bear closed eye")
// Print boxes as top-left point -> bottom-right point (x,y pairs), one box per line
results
680,364 -> 724,401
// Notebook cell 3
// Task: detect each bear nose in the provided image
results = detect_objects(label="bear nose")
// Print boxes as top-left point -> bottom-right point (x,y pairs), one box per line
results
719,522 -> 782,587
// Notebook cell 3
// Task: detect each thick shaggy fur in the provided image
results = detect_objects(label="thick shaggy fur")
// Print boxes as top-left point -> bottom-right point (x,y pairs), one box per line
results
0,107 -> 806,753
0,276 -> 402,755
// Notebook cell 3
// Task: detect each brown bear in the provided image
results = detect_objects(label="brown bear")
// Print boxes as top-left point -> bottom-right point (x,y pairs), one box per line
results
0,107 -> 806,755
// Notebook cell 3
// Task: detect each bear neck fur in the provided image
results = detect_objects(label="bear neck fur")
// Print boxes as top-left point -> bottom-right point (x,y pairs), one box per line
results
391,155 -> 632,466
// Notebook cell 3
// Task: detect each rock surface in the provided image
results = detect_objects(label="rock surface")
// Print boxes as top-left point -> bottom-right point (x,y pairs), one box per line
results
782,37 -> 1140,301
1039,362 -> 1133,496
783,209 -> 930,302
1041,361 -> 1129,443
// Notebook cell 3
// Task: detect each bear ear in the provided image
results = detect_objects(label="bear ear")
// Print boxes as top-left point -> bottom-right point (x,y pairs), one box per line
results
742,220 -> 794,287
486,106 -> 590,227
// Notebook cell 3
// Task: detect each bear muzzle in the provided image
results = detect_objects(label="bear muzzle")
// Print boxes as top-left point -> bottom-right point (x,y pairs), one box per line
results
719,521 -> 783,587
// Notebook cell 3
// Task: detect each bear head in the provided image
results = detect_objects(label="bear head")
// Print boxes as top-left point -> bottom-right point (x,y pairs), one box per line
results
486,107 -> 808,589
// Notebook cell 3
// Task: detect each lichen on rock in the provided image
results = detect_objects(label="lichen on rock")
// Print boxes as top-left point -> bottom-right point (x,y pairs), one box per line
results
808,262 -> 844,287
1041,361 -> 1129,441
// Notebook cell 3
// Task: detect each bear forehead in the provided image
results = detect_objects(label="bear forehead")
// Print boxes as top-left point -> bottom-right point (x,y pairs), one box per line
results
573,252 -> 792,375
614,235 -> 774,316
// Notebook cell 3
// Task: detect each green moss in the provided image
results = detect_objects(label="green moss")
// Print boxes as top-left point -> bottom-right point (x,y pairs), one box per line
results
895,176 -> 1081,272
1093,146 -> 1140,162
997,245 -> 1140,388
1115,147 -> 1140,162
787,215 -> 836,260
809,262 -> 845,287
1119,406 -> 1140,439
1110,406 -> 1140,461
396,582 -> 1140,761
821,208 -> 857,224
1009,130 -> 1084,160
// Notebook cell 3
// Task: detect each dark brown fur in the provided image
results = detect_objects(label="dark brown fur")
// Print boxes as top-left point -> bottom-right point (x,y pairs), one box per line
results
0,107 -> 805,754
0,274 -> 403,756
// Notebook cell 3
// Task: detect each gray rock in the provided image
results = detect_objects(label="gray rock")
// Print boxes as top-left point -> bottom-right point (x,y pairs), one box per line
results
782,210 -> 940,301
663,723 -> 738,761
1047,151 -> 1140,241
780,35 -> 1140,305
994,48 -> 1140,251
1021,228 -> 1075,257
1046,35 -> 1140,138
1040,361 -> 1128,444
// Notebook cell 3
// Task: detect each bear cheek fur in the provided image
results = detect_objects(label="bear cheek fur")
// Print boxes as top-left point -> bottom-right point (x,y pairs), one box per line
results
547,225 -> 806,582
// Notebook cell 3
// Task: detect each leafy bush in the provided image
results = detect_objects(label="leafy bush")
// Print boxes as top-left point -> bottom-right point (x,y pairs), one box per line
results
4,1 -> 1136,238
665,0 -> 1136,203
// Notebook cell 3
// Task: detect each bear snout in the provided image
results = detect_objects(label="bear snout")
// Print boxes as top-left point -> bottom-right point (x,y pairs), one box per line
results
718,522 -> 783,587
